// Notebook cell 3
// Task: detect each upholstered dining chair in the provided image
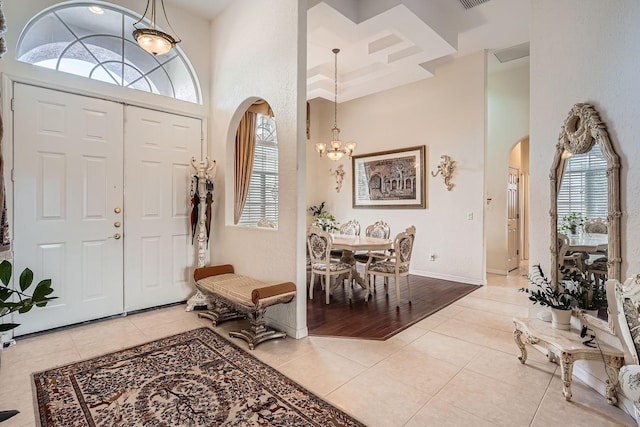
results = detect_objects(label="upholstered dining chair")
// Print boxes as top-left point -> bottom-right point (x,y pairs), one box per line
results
307,226 -> 353,304
587,257 -> 609,286
353,220 -> 391,288
364,225 -> 416,307
602,275 -> 640,424
558,232 -> 586,273
353,220 -> 391,262
330,219 -> 361,260
584,217 -> 608,234
584,217 -> 609,267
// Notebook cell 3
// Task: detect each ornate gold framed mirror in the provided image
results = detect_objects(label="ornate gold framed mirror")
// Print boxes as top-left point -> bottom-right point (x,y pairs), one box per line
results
550,103 -> 621,283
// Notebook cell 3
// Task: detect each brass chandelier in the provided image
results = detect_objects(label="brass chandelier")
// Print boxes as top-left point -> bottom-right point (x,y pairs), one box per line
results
315,48 -> 356,161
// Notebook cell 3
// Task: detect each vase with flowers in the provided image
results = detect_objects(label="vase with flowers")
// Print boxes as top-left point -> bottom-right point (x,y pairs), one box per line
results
307,202 -> 339,232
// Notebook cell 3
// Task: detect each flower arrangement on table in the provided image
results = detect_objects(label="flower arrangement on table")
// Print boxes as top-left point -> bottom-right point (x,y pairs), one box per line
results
558,212 -> 588,235
307,202 -> 339,232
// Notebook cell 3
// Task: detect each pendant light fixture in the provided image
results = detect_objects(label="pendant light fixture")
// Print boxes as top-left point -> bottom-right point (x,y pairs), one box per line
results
133,0 -> 181,56
315,48 -> 356,161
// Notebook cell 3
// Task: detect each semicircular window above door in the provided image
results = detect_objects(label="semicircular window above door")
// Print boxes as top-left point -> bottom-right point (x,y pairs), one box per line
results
16,1 -> 202,104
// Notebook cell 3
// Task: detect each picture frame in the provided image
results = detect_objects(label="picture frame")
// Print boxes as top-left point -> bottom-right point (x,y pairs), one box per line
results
352,145 -> 427,209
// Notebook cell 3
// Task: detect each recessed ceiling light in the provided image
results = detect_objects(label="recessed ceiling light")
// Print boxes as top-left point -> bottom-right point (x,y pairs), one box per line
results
88,6 -> 104,15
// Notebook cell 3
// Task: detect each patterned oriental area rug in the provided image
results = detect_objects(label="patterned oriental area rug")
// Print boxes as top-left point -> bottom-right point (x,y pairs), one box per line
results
33,327 -> 364,426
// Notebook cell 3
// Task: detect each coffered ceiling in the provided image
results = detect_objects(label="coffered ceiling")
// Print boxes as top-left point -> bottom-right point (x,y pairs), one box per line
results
165,0 -> 530,102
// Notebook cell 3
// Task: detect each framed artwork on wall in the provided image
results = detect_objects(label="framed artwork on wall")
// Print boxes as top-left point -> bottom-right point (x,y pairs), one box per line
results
352,145 -> 427,209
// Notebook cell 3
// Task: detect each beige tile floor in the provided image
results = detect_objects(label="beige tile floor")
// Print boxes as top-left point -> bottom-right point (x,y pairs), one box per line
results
0,265 -> 635,426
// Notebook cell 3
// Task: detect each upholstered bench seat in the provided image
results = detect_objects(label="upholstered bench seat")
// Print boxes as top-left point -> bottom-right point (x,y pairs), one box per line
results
194,264 -> 296,349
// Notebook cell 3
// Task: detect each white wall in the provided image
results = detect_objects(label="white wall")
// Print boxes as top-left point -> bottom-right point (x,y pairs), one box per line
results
307,52 -> 487,285
486,63 -> 530,274
0,0 -> 211,118
530,0 -> 640,280
530,0 -> 640,413
209,0 -> 307,337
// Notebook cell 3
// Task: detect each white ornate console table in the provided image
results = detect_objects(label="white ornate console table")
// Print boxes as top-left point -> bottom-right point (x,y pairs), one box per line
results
513,317 -> 624,404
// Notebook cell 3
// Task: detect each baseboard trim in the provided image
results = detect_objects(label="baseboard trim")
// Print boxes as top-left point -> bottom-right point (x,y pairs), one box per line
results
410,269 -> 486,286
487,268 -> 508,275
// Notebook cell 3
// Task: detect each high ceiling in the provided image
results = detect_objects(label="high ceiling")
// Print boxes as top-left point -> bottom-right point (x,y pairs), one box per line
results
165,0 -> 530,102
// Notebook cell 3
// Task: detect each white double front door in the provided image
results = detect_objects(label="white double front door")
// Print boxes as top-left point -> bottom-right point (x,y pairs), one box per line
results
12,83 -> 201,335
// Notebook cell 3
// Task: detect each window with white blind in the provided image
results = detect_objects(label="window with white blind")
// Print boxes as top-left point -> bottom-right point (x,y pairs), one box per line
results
237,114 -> 279,227
557,143 -> 608,224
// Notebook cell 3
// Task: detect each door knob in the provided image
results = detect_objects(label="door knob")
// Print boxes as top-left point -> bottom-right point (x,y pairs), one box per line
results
114,207 -> 122,213
114,221 -> 121,228
108,233 -> 122,240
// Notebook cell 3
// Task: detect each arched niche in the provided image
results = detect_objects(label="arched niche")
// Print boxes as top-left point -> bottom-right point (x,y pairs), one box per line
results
230,98 -> 278,228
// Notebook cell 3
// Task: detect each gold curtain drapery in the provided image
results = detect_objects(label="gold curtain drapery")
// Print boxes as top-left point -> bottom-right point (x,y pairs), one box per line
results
246,99 -> 273,117
233,111 -> 258,224
556,155 -> 567,194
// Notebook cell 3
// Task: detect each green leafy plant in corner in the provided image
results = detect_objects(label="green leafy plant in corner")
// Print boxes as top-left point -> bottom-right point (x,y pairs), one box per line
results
0,260 -> 56,333
0,261 -> 54,422
519,264 -> 576,310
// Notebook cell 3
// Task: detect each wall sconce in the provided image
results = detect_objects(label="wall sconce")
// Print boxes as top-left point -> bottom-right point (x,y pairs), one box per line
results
431,155 -> 456,191
330,164 -> 345,193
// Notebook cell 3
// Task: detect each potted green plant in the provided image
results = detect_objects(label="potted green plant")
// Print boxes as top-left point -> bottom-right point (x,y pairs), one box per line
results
0,260 -> 56,333
558,212 -> 588,235
0,260 -> 55,423
519,264 -> 577,330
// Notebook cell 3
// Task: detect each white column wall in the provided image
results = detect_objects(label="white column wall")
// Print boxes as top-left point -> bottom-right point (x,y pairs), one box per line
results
530,0 -> 640,413
307,52 -> 487,285
209,0 -> 307,338
486,63 -> 530,274
530,0 -> 640,281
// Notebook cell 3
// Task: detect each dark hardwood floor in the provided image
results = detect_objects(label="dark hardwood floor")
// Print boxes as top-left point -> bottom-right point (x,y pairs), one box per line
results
307,273 -> 479,340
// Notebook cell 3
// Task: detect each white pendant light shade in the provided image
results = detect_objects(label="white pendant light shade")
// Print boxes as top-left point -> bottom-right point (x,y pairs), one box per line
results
133,29 -> 176,55
133,0 -> 180,56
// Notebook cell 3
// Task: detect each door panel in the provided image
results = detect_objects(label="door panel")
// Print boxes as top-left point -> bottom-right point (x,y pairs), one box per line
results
13,83 -> 124,335
507,167 -> 520,271
123,106 -> 200,311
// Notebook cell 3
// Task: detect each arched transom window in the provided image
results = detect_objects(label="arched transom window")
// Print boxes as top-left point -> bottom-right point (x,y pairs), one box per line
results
17,2 -> 201,104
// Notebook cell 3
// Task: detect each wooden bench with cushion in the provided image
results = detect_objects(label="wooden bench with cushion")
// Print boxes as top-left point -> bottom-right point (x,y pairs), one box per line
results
194,264 -> 296,349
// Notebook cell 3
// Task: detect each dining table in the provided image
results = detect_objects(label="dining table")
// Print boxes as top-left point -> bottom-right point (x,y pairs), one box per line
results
330,234 -> 393,301
567,233 -> 608,253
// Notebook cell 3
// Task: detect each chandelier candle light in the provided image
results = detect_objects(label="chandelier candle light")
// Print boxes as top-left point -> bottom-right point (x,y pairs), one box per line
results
133,0 -> 181,56
315,48 -> 356,161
